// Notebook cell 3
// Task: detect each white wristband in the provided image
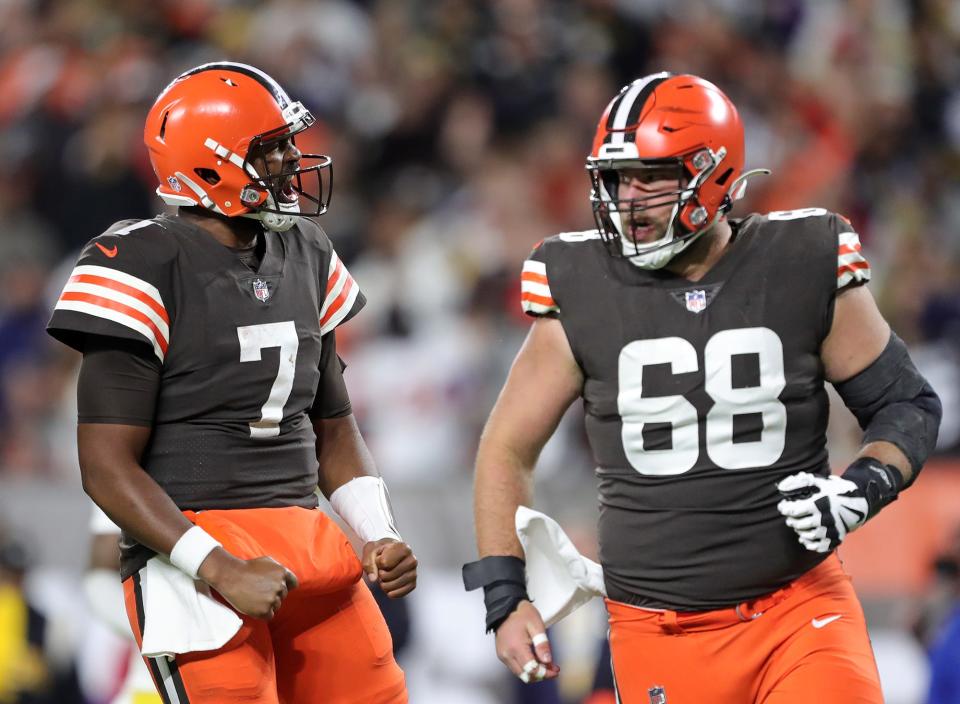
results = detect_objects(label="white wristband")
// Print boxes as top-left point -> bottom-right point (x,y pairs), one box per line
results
329,476 -> 402,545
169,526 -> 221,579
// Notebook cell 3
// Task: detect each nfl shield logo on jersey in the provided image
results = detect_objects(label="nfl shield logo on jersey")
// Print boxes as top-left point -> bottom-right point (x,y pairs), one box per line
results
685,290 -> 707,313
252,278 -> 270,302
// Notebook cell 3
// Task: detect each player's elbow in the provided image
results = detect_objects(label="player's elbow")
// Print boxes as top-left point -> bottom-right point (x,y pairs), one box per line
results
79,460 -> 109,502
78,447 -> 122,504
836,333 -> 943,482
869,377 -> 941,471
78,423 -> 150,500
915,381 -> 943,457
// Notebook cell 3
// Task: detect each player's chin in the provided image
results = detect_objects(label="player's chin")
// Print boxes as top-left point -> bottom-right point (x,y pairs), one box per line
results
627,223 -> 664,244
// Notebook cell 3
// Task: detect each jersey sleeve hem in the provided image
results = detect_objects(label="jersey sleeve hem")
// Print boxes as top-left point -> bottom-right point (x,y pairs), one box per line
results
308,402 -> 353,420
319,250 -> 365,334
520,246 -> 561,317
836,222 -> 870,292
47,315 -> 163,362
48,237 -> 172,363
77,415 -> 154,426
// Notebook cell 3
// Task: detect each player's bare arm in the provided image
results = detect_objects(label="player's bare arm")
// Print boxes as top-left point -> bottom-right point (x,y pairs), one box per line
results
778,283 -> 941,552
315,413 -> 417,598
475,318 -> 583,556
79,422 -> 297,619
466,317 -> 583,682
79,423 -> 196,561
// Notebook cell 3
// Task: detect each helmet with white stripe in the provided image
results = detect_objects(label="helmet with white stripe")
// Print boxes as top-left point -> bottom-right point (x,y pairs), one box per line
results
144,62 -> 331,232
587,73 -> 764,269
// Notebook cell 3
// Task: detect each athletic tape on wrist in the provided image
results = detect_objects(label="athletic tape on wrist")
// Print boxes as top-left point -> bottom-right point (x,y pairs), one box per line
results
169,526 -> 221,580
329,476 -> 403,544
462,555 -> 529,632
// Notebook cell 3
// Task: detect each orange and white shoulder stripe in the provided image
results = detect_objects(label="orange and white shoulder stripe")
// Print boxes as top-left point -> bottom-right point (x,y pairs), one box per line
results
320,250 -> 360,334
837,231 -> 870,289
521,260 -> 559,315
55,264 -> 170,362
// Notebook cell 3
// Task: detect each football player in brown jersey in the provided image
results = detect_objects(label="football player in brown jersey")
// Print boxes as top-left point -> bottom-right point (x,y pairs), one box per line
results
465,73 -> 941,702
48,63 -> 415,703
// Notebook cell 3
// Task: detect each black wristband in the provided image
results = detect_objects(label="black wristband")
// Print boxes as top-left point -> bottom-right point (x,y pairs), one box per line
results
462,556 -> 529,633
842,457 -> 903,521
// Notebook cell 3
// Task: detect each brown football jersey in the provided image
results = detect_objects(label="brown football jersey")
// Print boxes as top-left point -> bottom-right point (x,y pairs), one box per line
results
48,214 -> 364,578
520,209 -> 871,609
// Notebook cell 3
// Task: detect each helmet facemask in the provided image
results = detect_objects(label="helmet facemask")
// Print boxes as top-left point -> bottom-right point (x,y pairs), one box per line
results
196,100 -> 332,233
241,132 -> 332,233
238,103 -> 332,232
587,147 -> 727,270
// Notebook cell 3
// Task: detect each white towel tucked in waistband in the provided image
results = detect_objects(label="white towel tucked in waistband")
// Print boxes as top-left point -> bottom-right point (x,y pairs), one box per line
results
139,556 -> 243,659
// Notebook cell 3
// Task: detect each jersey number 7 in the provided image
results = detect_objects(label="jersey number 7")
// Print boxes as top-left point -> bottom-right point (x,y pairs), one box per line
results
237,321 -> 299,438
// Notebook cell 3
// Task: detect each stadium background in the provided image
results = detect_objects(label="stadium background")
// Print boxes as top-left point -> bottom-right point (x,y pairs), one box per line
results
0,0 -> 959,702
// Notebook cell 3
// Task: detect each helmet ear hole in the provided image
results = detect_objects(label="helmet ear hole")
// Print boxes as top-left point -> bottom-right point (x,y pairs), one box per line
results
195,168 -> 221,185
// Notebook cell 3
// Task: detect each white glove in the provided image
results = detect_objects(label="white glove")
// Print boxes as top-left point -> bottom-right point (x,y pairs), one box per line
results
778,459 -> 902,553
776,472 -> 870,553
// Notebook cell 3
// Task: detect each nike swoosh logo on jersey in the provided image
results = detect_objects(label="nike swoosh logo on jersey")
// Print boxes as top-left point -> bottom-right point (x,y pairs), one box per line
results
811,614 -> 842,629
95,242 -> 118,258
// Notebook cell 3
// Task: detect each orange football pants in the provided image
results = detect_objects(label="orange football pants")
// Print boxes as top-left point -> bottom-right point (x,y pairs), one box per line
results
606,554 -> 883,703
122,507 -> 407,704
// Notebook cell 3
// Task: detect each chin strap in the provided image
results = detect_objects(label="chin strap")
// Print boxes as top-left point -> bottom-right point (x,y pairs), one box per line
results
622,206 -> 717,270
241,209 -> 298,232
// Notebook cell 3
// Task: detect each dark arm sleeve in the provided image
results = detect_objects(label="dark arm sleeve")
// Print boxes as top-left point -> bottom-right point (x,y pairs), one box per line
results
77,336 -> 161,426
309,331 -> 352,420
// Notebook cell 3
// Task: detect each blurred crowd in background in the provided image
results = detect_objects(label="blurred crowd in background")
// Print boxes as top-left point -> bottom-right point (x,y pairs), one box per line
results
0,0 -> 959,702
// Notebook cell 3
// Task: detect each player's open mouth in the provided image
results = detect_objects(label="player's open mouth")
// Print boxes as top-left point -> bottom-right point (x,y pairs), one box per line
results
629,219 -> 657,241
278,180 -> 298,204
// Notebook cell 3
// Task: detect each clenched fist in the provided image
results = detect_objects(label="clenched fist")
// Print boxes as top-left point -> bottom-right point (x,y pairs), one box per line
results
362,539 -> 417,598
199,548 -> 299,619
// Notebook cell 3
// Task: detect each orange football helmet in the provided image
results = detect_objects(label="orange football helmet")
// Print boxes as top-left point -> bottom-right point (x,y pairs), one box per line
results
586,72 -> 767,268
144,62 -> 331,232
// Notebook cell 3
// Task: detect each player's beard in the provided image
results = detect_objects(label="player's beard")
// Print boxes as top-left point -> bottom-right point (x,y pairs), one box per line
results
616,204 -> 717,271
618,203 -> 673,249
624,218 -> 667,246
